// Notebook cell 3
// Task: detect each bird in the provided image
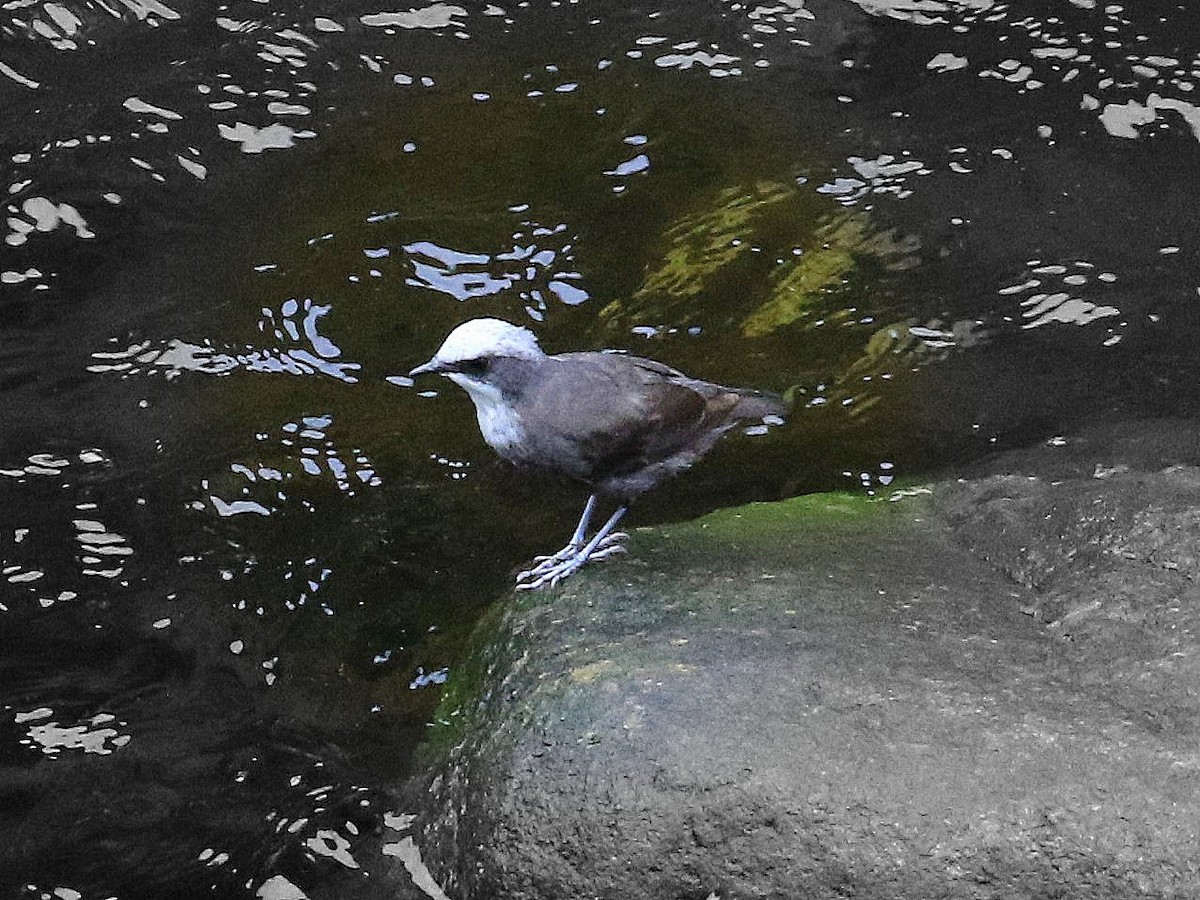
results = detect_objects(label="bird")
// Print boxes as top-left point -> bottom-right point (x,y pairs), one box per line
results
409,318 -> 786,590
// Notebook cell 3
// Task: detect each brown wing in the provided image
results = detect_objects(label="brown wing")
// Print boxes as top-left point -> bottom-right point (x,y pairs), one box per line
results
519,352 -> 742,483
623,359 -> 744,467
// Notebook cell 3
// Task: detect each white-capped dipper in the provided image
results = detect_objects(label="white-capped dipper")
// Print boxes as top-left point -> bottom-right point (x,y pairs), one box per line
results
410,318 -> 786,590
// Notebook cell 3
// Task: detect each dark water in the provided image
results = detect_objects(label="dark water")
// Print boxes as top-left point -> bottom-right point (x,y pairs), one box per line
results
3,0 -> 1200,896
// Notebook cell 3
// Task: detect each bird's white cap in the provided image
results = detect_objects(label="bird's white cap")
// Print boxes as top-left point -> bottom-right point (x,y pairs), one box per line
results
411,318 -> 544,375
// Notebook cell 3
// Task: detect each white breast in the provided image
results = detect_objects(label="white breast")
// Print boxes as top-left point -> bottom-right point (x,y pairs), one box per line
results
448,373 -> 525,453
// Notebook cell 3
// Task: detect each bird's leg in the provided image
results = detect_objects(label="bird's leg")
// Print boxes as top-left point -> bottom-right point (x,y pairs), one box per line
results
516,506 -> 628,591
529,494 -> 597,565
518,495 -> 597,582
568,493 -> 598,551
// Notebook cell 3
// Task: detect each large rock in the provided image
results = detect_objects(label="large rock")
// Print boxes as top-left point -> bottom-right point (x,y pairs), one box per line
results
414,421 -> 1200,898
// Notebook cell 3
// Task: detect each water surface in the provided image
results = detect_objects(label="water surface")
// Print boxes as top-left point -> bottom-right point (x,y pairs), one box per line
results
4,0 -> 1200,896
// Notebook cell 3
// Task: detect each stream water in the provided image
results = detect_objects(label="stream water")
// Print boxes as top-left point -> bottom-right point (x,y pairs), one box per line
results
3,0 -> 1200,897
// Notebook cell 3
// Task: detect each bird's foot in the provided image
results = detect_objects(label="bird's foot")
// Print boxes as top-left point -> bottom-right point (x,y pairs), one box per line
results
518,532 -> 627,580
515,532 -> 628,591
584,537 -> 628,561
517,546 -> 579,581
514,550 -> 603,591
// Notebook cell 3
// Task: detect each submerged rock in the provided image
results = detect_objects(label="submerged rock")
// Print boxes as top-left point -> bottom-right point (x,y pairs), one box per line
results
413,420 -> 1200,899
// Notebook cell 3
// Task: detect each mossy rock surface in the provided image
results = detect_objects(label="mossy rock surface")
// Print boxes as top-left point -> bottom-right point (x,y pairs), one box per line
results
413,420 -> 1200,900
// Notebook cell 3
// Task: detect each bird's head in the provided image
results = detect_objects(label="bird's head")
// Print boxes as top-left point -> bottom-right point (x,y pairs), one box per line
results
409,318 -> 545,389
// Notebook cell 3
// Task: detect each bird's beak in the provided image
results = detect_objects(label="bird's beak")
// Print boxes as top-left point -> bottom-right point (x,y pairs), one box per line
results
408,358 -> 445,378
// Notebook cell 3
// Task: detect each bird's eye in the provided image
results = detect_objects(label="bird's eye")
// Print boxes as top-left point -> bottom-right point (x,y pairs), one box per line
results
456,358 -> 489,377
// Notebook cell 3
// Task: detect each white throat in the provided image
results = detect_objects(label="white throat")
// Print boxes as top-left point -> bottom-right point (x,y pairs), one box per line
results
447,373 -> 525,452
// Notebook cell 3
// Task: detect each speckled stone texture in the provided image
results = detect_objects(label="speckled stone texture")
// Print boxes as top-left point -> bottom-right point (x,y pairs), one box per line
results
415,420 -> 1200,899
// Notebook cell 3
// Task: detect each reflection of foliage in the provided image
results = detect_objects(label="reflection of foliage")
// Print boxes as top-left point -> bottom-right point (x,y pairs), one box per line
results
597,176 -> 965,424
806,318 -> 982,418
833,319 -> 923,418
601,179 -> 922,341
742,216 -> 921,338
630,181 -> 794,303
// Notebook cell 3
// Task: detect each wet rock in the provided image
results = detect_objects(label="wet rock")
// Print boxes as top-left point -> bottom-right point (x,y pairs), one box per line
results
414,420 -> 1200,899
939,420 -> 1200,634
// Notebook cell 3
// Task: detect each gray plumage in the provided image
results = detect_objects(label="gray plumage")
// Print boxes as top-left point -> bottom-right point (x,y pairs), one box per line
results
484,352 -> 783,503
410,318 -> 785,588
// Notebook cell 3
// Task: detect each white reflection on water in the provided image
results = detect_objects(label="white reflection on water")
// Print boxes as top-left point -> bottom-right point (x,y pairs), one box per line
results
277,413 -> 380,491
218,121 -> 318,154
177,153 -> 208,179
605,152 -> 650,177
256,874 -> 307,899
997,260 -> 1122,340
926,52 -> 968,73
305,829 -> 360,869
199,413 -> 380,527
123,96 -> 183,120
15,707 -> 132,756
89,299 -> 361,383
382,812 -> 452,900
1100,95 -> 1200,143
654,47 -> 742,77
897,1 -> 1200,149
848,0 -> 996,26
403,219 -> 590,315
209,496 -> 272,517
5,0 -> 181,58
854,154 -> 928,199
74,515 -> 133,579
5,196 -> 95,247
314,17 -> 345,33
360,3 -> 467,31
0,450 -> 123,609
90,336 -> 360,381
0,60 -> 41,88
118,0 -> 181,22
817,154 -> 932,205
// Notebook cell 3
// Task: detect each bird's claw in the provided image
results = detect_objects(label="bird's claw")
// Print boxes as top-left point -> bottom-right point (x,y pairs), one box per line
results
518,533 -> 627,580
514,560 -> 581,591
515,532 -> 628,590
518,548 -> 578,582
586,542 -> 627,561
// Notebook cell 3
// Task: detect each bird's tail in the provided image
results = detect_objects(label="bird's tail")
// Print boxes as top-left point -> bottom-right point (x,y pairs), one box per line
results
729,388 -> 788,422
